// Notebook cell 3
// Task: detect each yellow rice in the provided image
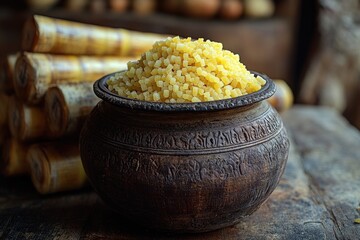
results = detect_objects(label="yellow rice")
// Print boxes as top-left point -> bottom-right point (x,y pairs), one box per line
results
107,36 -> 266,103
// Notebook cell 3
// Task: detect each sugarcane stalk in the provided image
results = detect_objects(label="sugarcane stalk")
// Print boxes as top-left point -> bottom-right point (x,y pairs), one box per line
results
8,97 -> 48,141
44,82 -> 100,137
0,138 -> 29,176
22,15 -> 168,56
27,142 -> 87,194
14,52 -> 132,104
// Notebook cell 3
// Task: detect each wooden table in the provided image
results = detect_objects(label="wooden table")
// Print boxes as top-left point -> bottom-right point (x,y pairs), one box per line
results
1,106 -> 360,239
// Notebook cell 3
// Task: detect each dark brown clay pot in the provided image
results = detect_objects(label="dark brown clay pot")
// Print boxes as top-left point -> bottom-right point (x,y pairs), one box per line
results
80,72 -> 290,233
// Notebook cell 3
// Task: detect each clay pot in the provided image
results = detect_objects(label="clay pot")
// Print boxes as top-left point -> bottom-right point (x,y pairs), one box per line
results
80,72 -> 289,233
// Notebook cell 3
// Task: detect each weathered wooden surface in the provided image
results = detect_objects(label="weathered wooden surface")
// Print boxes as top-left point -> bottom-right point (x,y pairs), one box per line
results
0,106 -> 360,239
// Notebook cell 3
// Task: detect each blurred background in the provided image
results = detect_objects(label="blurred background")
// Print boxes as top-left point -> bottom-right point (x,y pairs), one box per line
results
0,0 -> 359,130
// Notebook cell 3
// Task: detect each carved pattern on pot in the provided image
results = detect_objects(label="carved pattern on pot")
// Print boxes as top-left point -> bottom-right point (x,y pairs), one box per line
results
82,128 -> 288,184
87,104 -> 282,154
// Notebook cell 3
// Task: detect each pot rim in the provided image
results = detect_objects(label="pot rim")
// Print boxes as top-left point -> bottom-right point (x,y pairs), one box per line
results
94,71 -> 275,112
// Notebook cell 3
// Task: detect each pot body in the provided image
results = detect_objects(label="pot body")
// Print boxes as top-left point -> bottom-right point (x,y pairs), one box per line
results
80,99 -> 289,233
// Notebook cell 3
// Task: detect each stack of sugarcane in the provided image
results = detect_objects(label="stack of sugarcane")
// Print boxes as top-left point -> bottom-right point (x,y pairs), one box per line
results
0,15 -> 169,194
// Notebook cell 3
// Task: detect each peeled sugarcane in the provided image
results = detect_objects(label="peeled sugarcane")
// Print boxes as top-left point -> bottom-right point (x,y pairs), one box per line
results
0,138 -> 29,176
22,15 -> 169,56
8,97 -> 48,141
44,82 -> 100,137
0,53 -> 19,92
27,142 -> 87,194
267,80 -> 294,113
14,52 -> 132,104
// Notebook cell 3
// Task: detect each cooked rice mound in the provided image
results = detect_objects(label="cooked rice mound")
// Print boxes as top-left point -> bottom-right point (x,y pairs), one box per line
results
107,36 -> 266,103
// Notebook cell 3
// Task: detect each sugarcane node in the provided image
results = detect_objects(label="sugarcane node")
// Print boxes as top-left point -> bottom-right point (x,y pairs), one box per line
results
14,53 -> 51,104
46,87 -> 67,136
21,16 -> 38,51
29,149 -> 45,185
14,57 -> 33,103
28,142 -> 87,194
51,93 -> 63,134
9,100 -> 21,139
16,58 -> 28,88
